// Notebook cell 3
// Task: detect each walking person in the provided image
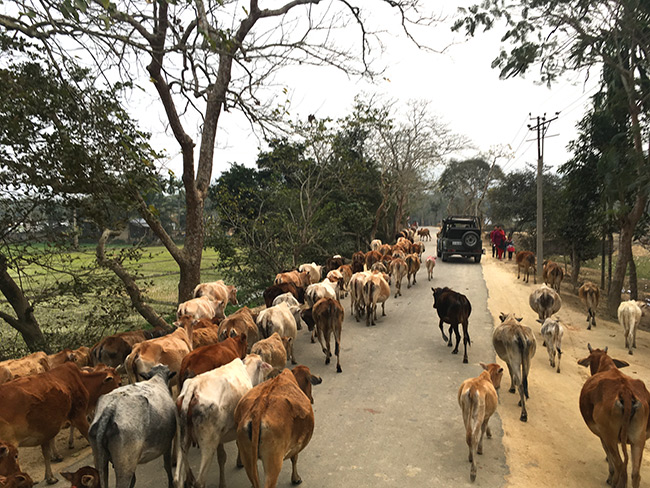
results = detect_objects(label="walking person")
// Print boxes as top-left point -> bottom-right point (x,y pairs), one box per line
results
506,235 -> 515,260
494,226 -> 506,260
489,225 -> 498,258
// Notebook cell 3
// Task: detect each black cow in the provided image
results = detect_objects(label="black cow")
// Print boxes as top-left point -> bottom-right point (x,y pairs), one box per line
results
351,251 -> 365,274
325,255 -> 345,273
432,287 -> 472,363
263,283 -> 305,308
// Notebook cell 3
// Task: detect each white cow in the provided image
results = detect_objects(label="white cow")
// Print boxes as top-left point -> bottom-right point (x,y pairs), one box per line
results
176,296 -> 225,324
305,279 -> 338,307
271,292 -> 301,308
256,302 -> 299,364
175,356 -> 271,488
540,318 -> 564,373
297,263 -> 323,284
618,300 -> 643,355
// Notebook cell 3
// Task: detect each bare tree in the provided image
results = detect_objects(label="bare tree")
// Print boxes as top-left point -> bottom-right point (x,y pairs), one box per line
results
370,99 -> 470,237
0,1 -> 440,318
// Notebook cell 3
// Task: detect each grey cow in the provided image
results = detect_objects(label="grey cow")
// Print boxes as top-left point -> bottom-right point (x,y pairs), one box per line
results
89,365 -> 176,488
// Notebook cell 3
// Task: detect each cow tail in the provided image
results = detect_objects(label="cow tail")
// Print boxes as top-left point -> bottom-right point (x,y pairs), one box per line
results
245,416 -> 262,487
124,351 -> 138,384
618,390 -> 634,475
89,408 -> 116,488
518,334 -> 531,399
461,387 -> 483,449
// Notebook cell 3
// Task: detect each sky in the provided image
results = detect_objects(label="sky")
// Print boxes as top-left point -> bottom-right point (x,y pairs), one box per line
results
144,2 -> 600,181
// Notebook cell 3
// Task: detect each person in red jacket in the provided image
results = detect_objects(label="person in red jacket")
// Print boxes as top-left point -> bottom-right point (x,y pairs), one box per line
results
494,226 -> 506,259
489,225 -> 498,257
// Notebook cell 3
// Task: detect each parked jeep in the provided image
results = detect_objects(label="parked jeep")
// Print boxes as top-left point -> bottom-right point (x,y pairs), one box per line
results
437,216 -> 485,263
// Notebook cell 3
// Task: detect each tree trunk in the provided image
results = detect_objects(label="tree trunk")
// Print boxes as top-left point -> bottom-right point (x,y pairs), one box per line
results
607,232 -> 613,293
0,254 -> 50,353
629,255 -> 638,300
96,230 -> 172,331
571,243 -> 580,291
600,232 -> 606,289
607,220 -> 636,316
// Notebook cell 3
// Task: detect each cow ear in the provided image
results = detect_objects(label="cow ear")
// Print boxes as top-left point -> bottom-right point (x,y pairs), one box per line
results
516,317 -> 523,322
499,313 -> 506,322
310,374 -> 323,385
60,472 -> 73,482
103,375 -> 115,384
479,362 -> 488,370
577,357 -> 591,367
587,343 -> 593,353
168,371 -> 177,381
82,474 -> 96,487
613,359 -> 630,369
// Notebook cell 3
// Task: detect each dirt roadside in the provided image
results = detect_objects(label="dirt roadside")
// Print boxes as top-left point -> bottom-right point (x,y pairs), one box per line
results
482,251 -> 650,487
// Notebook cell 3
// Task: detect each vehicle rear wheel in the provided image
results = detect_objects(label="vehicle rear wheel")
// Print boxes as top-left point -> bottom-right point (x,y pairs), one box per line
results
462,231 -> 479,248
474,255 -> 482,263
441,253 -> 448,262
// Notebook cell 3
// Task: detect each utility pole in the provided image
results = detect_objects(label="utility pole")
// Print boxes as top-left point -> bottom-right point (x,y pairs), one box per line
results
527,113 -> 559,279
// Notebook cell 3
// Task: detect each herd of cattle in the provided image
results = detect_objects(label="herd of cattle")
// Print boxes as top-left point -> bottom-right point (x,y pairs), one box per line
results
0,227 -> 649,488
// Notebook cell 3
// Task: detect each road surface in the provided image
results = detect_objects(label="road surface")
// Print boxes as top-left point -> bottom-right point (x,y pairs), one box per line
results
60,232 -> 508,487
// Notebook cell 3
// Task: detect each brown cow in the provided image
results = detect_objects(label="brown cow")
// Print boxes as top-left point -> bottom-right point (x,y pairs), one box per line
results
578,344 -> 650,488
274,270 -> 310,289
0,363 -> 120,484
542,260 -> 564,292
363,272 -> 390,327
217,306 -> 260,352
338,264 -> 353,297
178,333 -> 248,389
364,250 -> 382,271
432,287 -> 472,363
124,320 -> 193,385
389,258 -> 407,298
378,243 -> 392,256
515,251 -> 536,284
234,366 -> 322,488
579,281 -> 600,330
193,280 -> 238,306
425,255 -> 436,281
263,282 -> 305,308
396,237 -> 412,254
458,363 -> 503,482
251,332 -> 289,376
351,251 -> 365,274
60,466 -> 99,488
91,328 -> 167,368
190,317 -> 222,348
0,367 -> 12,385
417,228 -> 431,241
529,285 -> 562,323
0,441 -> 20,477
312,298 -> 344,373
493,313 -> 536,422
324,255 -> 344,273
0,352 -> 50,381
0,472 -> 34,488
405,253 -> 421,288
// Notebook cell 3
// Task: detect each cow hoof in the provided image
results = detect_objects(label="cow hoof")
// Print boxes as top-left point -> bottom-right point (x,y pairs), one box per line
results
292,479 -> 303,485
463,358 -> 468,364
587,325 -> 592,330
46,477 -> 59,485
451,350 -> 458,355
52,455 -> 63,462
470,472 -> 476,482
629,350 -> 633,355
520,414 -> 527,422
337,365 -> 342,373
325,358 -> 330,365
509,387 -> 516,394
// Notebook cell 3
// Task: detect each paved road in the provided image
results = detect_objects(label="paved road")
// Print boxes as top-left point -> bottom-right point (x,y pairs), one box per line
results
65,231 -> 508,487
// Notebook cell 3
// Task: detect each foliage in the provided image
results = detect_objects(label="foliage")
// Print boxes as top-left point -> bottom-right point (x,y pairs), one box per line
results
438,158 -> 504,216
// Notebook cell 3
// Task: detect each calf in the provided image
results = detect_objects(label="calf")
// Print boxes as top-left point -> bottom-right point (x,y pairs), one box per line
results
251,332 -> 289,376
618,300 -> 643,355
432,287 -> 472,363
542,260 -> 564,292
405,253 -> 421,288
216,307 -> 259,352
458,363 -> 503,482
492,313 -> 536,422
0,441 -> 20,477
425,255 -> 436,281
175,356 -> 271,488
363,272 -> 390,327
124,320 -> 193,385
529,285 -> 562,323
540,318 -> 564,373
90,365 -> 176,488
579,281 -> 600,330
0,363 -> 120,484
515,251 -> 536,284
0,473 -> 34,488
578,344 -> 650,488
60,466 -> 99,488
256,303 -> 298,364
389,258 -> 407,298
193,280 -> 238,306
234,366 -> 322,488
178,334 -> 248,389
312,298 -> 344,373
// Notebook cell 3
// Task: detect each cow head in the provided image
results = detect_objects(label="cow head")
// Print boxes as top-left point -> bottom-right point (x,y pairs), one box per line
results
578,344 -> 629,375
480,362 -> 504,392
227,286 -> 239,306
0,441 -> 21,477
140,364 -> 176,387
61,466 -> 100,488
0,472 -> 34,488
292,365 -> 322,404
